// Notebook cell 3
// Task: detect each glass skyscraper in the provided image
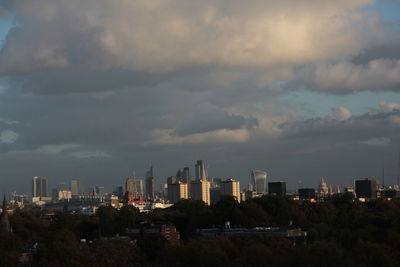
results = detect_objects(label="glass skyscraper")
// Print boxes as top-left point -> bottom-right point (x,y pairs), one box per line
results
250,170 -> 267,193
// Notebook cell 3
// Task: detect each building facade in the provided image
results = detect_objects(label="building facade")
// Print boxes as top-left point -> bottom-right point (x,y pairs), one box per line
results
221,178 -> 241,202
190,180 -> 211,205
167,182 -> 188,204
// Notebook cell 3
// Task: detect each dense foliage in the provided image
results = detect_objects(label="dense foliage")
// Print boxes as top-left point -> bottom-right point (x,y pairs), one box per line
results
2,193 -> 400,266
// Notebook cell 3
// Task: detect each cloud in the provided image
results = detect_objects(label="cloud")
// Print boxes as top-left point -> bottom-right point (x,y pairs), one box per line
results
150,128 -> 250,145
379,101 -> 400,112
279,103 -> 400,153
0,0 -> 370,76
0,129 -> 18,143
328,107 -> 352,121
287,58 -> 400,94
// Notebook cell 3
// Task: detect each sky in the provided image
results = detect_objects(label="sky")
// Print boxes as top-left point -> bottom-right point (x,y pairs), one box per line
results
0,0 -> 400,195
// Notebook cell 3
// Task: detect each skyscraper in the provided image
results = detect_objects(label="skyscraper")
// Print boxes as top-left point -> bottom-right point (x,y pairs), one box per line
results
221,178 -> 241,202
70,179 -> 79,196
181,167 -> 192,183
145,165 -> 154,201
190,180 -> 211,205
32,176 -> 48,198
195,160 -> 207,181
250,170 -> 267,193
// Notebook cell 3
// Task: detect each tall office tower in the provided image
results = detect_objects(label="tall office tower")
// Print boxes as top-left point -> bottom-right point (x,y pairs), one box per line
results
167,182 -> 188,204
146,165 -> 154,179
176,170 -> 182,181
145,165 -> 154,201
195,160 -> 207,181
145,177 -> 154,201
221,178 -> 241,202
250,170 -> 267,193
32,176 -> 48,198
318,177 -> 329,195
190,180 -> 211,205
70,180 -> 79,196
355,178 -> 378,199
125,178 -> 144,197
268,181 -> 287,196
181,167 -> 192,183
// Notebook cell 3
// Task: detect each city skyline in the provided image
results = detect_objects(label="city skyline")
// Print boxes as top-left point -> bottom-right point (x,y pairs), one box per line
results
0,1 -> 400,196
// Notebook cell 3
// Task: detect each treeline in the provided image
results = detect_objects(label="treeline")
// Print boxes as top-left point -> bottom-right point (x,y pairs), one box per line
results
1,193 -> 400,266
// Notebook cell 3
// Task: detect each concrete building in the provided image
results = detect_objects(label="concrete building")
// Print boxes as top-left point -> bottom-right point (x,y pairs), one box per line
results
355,178 -> 377,199
221,178 -> 241,202
190,180 -> 211,205
268,181 -> 286,196
167,182 -> 188,204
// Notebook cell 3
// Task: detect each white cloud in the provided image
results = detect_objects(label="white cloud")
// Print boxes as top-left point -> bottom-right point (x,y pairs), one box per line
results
150,128 -> 250,145
0,130 -> 18,144
36,143 -> 80,154
379,101 -> 400,112
328,107 -> 352,121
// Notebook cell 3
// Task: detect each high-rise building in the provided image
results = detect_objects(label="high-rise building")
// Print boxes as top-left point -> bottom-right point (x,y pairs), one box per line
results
176,170 -> 182,181
167,182 -> 188,203
251,170 -> 267,193
182,167 -> 192,183
32,176 -> 48,198
298,188 -> 316,200
355,178 -> 377,199
70,179 -> 79,196
190,180 -> 211,205
195,160 -> 207,181
145,165 -> 155,201
125,178 -> 144,197
211,178 -> 222,188
221,178 -> 241,202
268,181 -> 286,196
167,176 -> 178,185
